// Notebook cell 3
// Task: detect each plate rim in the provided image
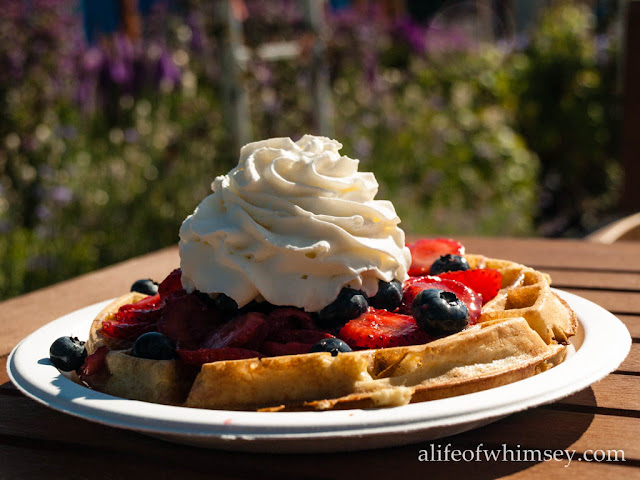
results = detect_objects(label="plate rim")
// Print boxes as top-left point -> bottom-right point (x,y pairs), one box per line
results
7,289 -> 632,443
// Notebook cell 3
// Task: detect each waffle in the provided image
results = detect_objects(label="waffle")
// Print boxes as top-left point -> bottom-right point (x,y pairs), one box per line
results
465,254 -> 577,344
82,256 -> 577,411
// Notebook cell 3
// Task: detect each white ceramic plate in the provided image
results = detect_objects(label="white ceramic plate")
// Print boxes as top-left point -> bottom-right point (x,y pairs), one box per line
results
7,290 -> 631,453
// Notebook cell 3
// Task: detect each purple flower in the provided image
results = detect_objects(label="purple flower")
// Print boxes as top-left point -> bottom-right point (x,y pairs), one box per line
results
82,48 -> 104,74
158,51 -> 181,86
50,186 -> 73,204
123,128 -> 139,143
36,204 -> 52,221
186,12 -> 204,51
393,18 -> 427,55
109,60 -> 130,85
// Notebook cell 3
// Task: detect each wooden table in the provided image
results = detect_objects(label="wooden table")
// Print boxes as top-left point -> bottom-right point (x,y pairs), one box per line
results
1,237 -> 638,479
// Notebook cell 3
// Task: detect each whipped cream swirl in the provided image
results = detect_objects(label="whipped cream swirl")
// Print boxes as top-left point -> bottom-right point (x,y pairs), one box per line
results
179,135 -> 411,312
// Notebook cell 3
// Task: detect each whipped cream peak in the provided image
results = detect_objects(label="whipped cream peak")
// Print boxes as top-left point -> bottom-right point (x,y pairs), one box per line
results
179,135 -> 411,312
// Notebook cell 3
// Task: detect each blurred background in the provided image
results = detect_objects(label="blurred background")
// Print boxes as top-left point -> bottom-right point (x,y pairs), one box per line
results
0,0 -> 632,300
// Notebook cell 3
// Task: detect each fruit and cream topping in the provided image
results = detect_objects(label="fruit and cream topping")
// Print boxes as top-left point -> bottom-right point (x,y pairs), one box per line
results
178,135 -> 410,312
54,237 -> 504,381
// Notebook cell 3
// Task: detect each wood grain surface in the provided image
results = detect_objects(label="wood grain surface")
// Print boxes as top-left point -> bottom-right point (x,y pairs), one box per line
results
1,237 -> 638,479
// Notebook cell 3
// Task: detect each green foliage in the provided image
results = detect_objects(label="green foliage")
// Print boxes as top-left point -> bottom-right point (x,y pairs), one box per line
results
0,1 -> 620,300
330,48 -> 539,236
506,3 -> 621,235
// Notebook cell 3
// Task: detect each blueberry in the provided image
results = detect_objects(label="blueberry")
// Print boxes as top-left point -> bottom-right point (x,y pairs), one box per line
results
131,278 -> 159,295
194,290 -> 216,307
429,254 -> 469,275
369,280 -> 403,311
194,291 -> 239,313
317,288 -> 369,328
213,293 -> 239,312
309,338 -> 352,356
412,288 -> 469,337
130,332 -> 176,360
49,336 -> 87,371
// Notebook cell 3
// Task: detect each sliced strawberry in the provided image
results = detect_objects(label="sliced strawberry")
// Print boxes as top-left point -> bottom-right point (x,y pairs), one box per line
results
101,319 -> 157,340
81,346 -> 109,376
338,308 -> 432,349
114,305 -> 163,325
266,308 -> 316,333
118,293 -> 162,312
407,238 -> 465,276
438,268 -> 502,305
157,293 -> 222,349
202,312 -> 269,350
402,276 -> 482,323
158,268 -> 184,299
261,341 -> 318,357
267,329 -> 334,344
177,347 -> 262,366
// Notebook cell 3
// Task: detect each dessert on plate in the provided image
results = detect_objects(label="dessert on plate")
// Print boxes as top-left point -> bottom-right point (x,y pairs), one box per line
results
49,135 -> 578,411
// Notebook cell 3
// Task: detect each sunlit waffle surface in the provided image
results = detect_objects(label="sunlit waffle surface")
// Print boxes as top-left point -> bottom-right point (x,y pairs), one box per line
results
465,254 -> 578,345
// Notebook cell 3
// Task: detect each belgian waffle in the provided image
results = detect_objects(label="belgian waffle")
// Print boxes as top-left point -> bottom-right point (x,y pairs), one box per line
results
465,254 -> 577,344
82,255 -> 577,411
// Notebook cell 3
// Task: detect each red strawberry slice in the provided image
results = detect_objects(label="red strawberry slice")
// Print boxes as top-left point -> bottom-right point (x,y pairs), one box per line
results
407,238 -> 465,276
177,347 -> 262,366
202,312 -> 269,350
118,293 -> 162,312
157,293 -> 222,349
267,308 -> 316,333
261,341 -> 318,357
158,268 -> 184,299
114,305 -> 163,325
81,346 -> 109,376
101,319 -> 157,340
438,268 -> 502,305
267,329 -> 334,344
402,276 -> 482,323
338,308 -> 432,349
103,294 -> 164,339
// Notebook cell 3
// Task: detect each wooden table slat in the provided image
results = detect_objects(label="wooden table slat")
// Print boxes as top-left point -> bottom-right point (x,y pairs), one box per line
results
545,269 -> 640,292
555,373 -> 640,412
619,343 -> 640,373
0,393 -> 638,477
561,289 -> 640,318
460,237 -> 640,272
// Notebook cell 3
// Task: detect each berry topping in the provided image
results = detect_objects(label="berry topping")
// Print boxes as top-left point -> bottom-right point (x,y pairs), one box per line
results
157,293 -> 222,349
49,336 -> 87,371
130,279 -> 159,296
267,329 -> 334,344
309,337 -> 352,356
369,280 -> 403,311
412,289 -> 470,337
317,288 -> 369,328
101,318 -> 157,340
407,238 -> 465,276
130,332 -> 177,360
429,254 -> 470,275
158,268 -> 184,299
267,308 -> 316,332
438,268 -> 503,305
117,293 -> 163,317
213,293 -> 239,312
261,341 -> 319,357
202,312 -> 269,350
177,347 -> 262,366
402,276 -> 482,323
80,346 -> 109,376
338,308 -> 432,349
